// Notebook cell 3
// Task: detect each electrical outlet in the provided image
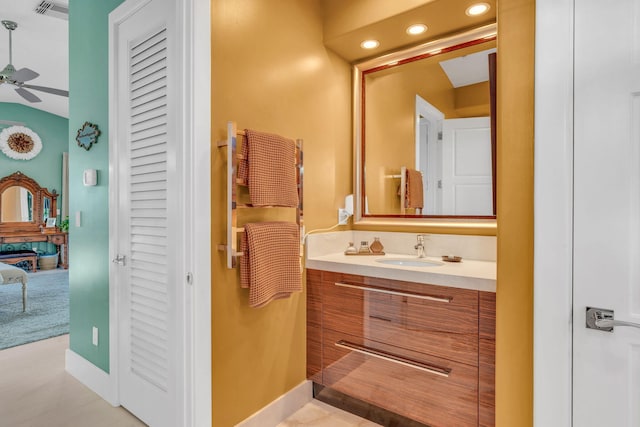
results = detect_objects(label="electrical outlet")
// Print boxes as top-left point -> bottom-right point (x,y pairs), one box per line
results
338,208 -> 350,225
92,327 -> 98,346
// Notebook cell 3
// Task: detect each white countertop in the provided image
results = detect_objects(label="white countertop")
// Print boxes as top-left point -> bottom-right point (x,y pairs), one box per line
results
306,252 -> 496,293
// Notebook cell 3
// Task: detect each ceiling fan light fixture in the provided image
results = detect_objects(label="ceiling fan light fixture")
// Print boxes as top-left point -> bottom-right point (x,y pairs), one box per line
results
0,63 -> 15,78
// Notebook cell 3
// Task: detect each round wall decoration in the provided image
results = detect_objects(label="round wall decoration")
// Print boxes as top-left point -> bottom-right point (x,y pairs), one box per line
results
0,126 -> 42,160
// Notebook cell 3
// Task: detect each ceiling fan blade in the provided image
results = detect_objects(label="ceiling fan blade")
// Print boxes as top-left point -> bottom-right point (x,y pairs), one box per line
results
10,67 -> 39,83
15,87 -> 41,103
0,120 -> 25,126
21,84 -> 68,97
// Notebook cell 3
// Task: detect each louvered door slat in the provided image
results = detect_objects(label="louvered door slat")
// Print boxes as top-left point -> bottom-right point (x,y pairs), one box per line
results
132,105 -> 167,124
127,26 -> 169,393
131,141 -> 167,158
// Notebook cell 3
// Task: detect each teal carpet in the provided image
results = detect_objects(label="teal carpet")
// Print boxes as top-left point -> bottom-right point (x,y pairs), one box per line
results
0,269 -> 69,350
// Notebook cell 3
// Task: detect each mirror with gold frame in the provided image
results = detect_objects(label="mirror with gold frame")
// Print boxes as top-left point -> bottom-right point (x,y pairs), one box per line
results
354,24 -> 497,228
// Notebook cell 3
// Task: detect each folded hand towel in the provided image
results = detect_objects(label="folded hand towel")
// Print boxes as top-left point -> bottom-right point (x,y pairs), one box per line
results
239,222 -> 301,308
405,168 -> 424,209
237,133 -> 249,184
237,129 -> 299,207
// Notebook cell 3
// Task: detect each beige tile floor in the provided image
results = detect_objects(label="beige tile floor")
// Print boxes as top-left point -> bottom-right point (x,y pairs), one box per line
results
0,334 -> 377,427
0,334 -> 146,427
278,401 -> 381,427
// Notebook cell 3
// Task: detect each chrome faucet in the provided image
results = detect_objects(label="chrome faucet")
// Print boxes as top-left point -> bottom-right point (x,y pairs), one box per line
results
414,234 -> 427,258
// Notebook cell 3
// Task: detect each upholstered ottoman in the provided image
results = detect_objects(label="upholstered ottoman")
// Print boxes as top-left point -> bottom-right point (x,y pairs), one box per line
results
0,262 -> 28,311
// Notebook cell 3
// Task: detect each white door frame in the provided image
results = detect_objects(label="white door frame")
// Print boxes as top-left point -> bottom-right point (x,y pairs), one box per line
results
415,95 -> 444,213
107,0 -> 211,426
533,0 -> 574,425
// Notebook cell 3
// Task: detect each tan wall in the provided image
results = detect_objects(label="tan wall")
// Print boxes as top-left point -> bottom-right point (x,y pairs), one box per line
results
496,0 -> 534,425
210,0 -> 352,425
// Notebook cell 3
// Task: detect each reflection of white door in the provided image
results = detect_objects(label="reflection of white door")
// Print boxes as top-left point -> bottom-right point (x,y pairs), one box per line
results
415,95 -> 444,214
110,0 -> 185,425
441,117 -> 492,215
573,1 -> 640,425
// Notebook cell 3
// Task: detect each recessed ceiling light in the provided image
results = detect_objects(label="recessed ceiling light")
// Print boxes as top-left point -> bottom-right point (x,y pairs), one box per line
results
406,24 -> 427,35
466,3 -> 490,16
360,39 -> 380,49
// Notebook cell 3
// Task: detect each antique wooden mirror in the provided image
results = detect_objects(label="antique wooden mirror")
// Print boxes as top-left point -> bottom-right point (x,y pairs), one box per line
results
0,171 -> 58,233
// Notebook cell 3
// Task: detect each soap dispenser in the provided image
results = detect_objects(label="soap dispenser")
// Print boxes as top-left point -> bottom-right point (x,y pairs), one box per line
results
370,237 -> 384,254
344,242 -> 358,255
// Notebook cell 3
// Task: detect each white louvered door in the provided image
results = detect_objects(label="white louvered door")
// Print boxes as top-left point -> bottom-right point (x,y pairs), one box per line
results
111,0 -> 183,425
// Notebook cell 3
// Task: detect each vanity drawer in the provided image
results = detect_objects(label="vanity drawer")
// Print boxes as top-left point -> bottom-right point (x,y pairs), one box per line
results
2,235 -> 42,243
322,328 -> 478,427
320,275 -> 479,366
50,235 -> 65,245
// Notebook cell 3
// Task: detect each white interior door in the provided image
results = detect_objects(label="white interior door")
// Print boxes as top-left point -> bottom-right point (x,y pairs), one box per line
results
110,0 -> 184,425
573,1 -> 640,425
441,117 -> 492,215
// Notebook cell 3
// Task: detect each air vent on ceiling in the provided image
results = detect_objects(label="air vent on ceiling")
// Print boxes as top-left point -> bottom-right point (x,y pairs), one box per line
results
34,1 -> 69,21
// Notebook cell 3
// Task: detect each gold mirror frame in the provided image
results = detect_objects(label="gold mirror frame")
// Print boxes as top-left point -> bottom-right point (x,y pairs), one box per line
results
353,24 -> 497,232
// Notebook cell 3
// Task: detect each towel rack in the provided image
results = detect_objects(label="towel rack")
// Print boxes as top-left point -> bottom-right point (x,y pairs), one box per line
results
216,121 -> 304,268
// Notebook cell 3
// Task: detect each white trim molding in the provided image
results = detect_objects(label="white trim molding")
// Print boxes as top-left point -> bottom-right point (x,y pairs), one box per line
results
236,381 -> 313,427
187,0 -> 212,424
533,0 -> 574,425
65,349 -> 119,407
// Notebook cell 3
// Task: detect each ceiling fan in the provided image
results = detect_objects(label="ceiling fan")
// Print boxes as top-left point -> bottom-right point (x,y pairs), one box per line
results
0,20 -> 68,103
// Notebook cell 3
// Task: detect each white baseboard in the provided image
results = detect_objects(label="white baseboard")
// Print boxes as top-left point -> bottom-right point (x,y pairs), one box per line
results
65,349 -> 119,406
235,380 -> 313,427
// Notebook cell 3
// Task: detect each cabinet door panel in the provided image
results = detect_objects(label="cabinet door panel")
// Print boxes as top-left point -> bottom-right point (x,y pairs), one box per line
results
322,329 -> 478,427
322,278 -> 479,366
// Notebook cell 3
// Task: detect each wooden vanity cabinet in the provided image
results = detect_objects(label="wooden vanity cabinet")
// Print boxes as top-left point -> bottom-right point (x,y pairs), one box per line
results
307,269 -> 496,427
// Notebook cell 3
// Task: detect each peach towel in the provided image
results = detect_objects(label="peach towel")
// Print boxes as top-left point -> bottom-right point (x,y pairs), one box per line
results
239,222 -> 302,308
405,169 -> 424,209
237,129 -> 299,207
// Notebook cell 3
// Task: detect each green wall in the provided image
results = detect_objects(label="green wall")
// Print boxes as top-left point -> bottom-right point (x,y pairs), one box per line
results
68,0 -> 124,373
0,103 -> 68,254
0,103 -> 67,197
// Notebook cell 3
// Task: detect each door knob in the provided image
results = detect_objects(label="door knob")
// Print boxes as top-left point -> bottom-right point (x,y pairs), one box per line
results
586,307 -> 640,332
112,254 -> 126,266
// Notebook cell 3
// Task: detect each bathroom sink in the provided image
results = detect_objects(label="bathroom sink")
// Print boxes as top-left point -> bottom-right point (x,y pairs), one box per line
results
375,258 -> 443,267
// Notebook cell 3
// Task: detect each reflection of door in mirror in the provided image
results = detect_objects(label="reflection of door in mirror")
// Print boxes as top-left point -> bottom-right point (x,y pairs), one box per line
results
415,96 -> 444,214
1,186 -> 33,222
441,117 -> 492,215
415,99 -> 492,215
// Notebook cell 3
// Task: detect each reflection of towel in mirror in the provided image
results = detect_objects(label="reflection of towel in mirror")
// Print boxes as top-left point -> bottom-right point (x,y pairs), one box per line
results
239,222 -> 302,308
237,129 -> 299,207
405,169 -> 424,209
